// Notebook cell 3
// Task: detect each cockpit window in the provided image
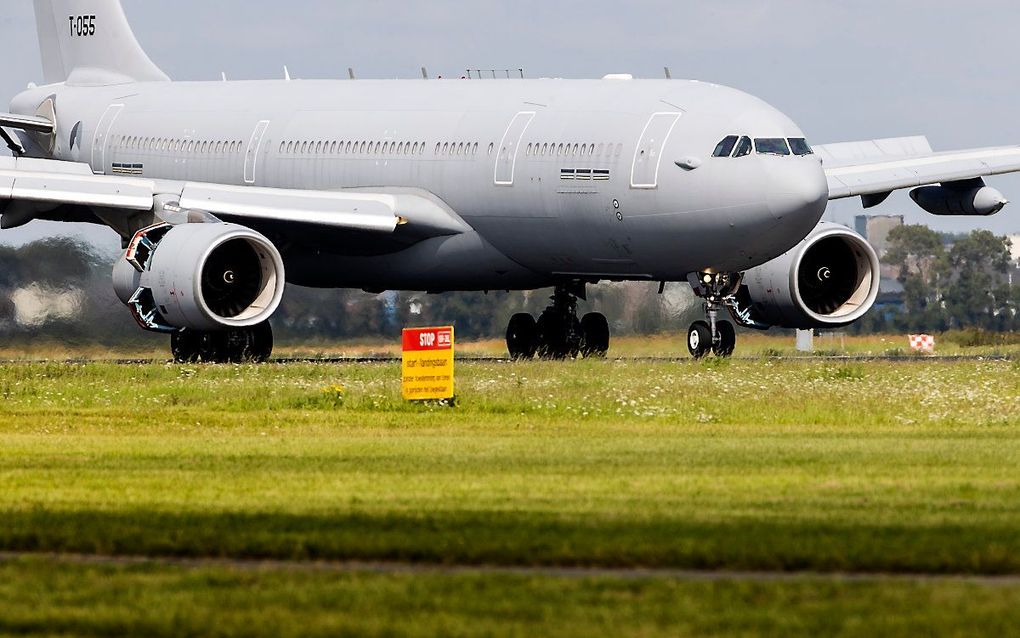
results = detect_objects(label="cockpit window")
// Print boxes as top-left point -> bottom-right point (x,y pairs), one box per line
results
712,135 -> 738,157
755,138 -> 791,156
789,138 -> 813,156
733,136 -> 753,157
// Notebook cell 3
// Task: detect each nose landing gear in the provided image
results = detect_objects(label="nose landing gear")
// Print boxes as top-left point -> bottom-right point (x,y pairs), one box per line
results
505,285 -> 610,360
687,272 -> 742,359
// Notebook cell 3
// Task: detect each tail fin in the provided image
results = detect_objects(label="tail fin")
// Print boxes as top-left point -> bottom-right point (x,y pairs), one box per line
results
33,0 -> 170,85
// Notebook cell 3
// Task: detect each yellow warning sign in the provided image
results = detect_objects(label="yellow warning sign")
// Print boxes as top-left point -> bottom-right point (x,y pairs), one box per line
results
401,326 -> 454,401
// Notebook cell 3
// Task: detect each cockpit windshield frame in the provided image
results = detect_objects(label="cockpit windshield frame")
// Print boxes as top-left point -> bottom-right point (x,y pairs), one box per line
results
712,135 -> 739,158
788,138 -> 813,156
732,136 -> 753,158
754,138 -> 791,156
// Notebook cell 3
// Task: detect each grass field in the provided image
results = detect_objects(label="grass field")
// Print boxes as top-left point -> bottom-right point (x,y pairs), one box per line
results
0,352 -> 1018,635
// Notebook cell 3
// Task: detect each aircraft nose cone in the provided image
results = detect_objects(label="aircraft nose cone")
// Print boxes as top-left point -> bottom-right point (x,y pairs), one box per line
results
765,160 -> 828,226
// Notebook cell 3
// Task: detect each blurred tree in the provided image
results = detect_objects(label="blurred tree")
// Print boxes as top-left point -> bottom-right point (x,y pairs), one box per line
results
884,225 -> 950,332
942,230 -> 1015,330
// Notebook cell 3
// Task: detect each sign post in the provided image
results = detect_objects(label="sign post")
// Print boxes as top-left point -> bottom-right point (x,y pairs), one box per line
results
402,326 -> 455,401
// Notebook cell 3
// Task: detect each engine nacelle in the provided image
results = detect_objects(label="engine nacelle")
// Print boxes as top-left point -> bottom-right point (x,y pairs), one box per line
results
909,181 -> 1008,216
114,222 -> 285,332
737,222 -> 880,329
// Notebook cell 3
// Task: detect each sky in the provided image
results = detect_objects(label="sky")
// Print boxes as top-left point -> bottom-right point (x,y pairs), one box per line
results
2,0 -> 1020,249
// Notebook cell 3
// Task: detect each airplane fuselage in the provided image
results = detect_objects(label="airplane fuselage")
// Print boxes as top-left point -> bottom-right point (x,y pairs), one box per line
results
12,77 -> 829,291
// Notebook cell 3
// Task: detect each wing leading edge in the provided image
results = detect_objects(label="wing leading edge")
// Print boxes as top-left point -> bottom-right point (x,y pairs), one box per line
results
817,136 -> 1020,202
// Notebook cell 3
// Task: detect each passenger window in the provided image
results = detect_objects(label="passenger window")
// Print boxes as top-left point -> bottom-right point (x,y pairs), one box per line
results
755,138 -> 791,156
789,138 -> 813,156
712,135 -> 738,157
733,136 -> 752,157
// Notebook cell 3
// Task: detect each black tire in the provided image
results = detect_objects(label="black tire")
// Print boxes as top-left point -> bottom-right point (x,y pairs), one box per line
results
537,311 -> 571,360
172,330 -> 226,363
580,312 -> 610,358
250,321 -> 274,363
713,320 -> 736,358
687,321 -> 712,359
506,313 -> 538,360
170,330 -> 201,363
223,321 -> 274,363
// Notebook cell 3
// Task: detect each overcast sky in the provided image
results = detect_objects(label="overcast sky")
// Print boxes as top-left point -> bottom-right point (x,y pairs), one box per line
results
2,0 -> 1020,248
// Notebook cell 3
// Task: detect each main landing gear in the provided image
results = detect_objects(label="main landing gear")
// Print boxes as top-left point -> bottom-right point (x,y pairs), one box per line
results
506,286 -> 610,360
687,272 -> 740,359
170,321 -> 274,364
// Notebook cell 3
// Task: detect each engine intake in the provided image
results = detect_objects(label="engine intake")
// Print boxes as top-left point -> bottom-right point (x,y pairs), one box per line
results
737,222 -> 880,329
114,222 -> 285,332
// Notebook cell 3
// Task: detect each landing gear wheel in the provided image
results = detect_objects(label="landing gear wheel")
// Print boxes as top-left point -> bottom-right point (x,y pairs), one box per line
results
506,313 -> 538,360
250,321 -> 274,363
170,322 -> 273,364
712,320 -> 736,358
171,330 -> 224,363
222,321 -> 274,363
580,312 -> 610,358
171,330 -> 201,364
687,321 -> 712,359
537,311 -> 570,360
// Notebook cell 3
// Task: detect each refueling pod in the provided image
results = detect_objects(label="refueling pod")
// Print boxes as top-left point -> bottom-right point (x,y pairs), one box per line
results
734,222 -> 881,330
909,178 -> 1008,216
114,222 -> 286,332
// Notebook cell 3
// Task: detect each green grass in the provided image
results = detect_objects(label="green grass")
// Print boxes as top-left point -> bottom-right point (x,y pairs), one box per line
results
0,358 -> 1017,633
0,558 -> 1017,637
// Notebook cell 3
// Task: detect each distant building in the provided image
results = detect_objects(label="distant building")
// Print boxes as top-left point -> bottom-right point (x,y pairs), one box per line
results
854,215 -> 906,315
854,214 -> 904,258
1008,234 -> 1020,265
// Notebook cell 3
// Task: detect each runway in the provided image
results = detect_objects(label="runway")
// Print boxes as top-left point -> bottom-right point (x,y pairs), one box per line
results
0,354 -> 1014,366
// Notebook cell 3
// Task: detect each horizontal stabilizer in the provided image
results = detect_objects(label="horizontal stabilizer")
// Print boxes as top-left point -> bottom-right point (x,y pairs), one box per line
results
0,112 -> 55,134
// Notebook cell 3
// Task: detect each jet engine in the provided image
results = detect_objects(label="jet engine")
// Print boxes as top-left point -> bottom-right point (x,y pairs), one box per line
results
735,222 -> 880,329
113,222 -> 285,332
909,178 -> 1008,216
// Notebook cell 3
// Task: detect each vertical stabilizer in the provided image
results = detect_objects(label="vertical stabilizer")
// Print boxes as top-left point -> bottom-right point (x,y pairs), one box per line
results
33,0 -> 170,85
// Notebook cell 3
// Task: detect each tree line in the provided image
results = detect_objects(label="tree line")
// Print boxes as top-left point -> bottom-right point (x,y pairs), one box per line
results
852,226 -> 1019,333
0,227 -> 1015,347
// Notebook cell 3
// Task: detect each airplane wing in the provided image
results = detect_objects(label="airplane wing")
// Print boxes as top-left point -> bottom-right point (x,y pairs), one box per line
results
816,136 -> 1020,201
0,156 -> 468,238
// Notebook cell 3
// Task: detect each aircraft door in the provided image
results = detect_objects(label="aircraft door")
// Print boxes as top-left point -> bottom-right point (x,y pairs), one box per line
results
244,120 -> 270,184
90,104 -> 124,174
630,112 -> 681,189
494,111 -> 535,186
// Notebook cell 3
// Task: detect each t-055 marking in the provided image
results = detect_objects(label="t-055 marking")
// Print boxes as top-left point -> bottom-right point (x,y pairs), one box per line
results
69,15 -> 96,37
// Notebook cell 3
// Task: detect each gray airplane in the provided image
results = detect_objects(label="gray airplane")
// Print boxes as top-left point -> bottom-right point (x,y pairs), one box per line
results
3,0 -> 1019,362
